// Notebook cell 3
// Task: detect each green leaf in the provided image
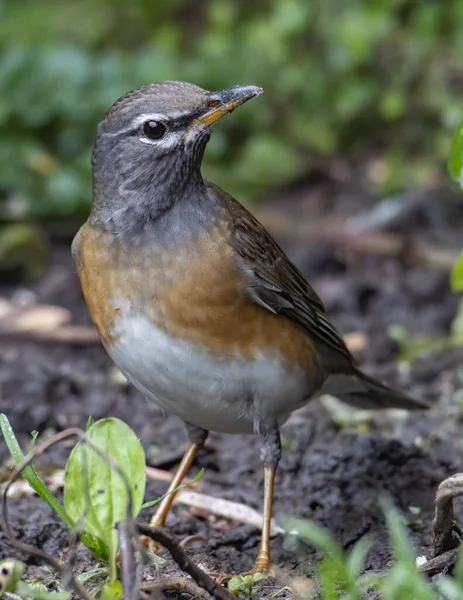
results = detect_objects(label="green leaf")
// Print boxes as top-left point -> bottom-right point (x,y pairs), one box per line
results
380,496 -> 415,564
347,535 -> 372,581
437,575 -> 463,600
448,119 -> 463,188
76,568 -> 108,584
14,582 -> 69,600
98,581 -> 123,600
0,559 -> 25,595
0,414 -> 74,529
28,430 -> 39,452
281,516 -> 344,559
454,545 -> 463,585
451,251 -> 463,292
64,418 -> 146,569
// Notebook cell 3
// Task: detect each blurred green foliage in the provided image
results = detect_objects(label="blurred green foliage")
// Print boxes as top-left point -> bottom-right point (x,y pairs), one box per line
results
448,117 -> 463,291
1,0 -> 463,220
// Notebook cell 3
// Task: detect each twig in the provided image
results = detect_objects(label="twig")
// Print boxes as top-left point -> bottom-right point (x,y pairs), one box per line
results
137,524 -> 235,600
0,325 -> 100,345
162,489 -> 284,536
117,520 -> 139,600
142,576 -> 210,599
417,473 -> 463,577
345,190 -> 434,234
256,210 -> 459,272
431,473 -> 463,558
145,466 -> 182,484
420,548 -> 460,577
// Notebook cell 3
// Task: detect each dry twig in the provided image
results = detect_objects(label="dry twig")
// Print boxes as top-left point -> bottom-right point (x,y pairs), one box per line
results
142,576 -> 210,599
418,473 -> 463,577
431,473 -> 463,558
256,209 -> 459,272
138,524 -> 235,600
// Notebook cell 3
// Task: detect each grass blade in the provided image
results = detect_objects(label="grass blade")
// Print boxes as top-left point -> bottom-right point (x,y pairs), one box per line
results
0,413 -> 74,529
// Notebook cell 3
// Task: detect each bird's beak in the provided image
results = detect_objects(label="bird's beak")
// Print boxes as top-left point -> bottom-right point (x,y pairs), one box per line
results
193,85 -> 263,129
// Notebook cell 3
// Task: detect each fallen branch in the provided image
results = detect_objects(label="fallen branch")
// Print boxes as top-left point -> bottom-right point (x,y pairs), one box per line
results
0,325 -> 100,345
145,471 -> 284,536
0,302 -> 100,345
420,548 -> 460,577
417,473 -> 463,577
431,473 -> 463,558
142,576 -> 210,599
256,210 -> 459,272
173,490 -> 284,536
138,524 -> 235,600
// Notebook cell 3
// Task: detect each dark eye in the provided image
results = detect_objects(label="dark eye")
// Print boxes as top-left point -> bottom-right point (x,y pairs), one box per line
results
142,120 -> 166,140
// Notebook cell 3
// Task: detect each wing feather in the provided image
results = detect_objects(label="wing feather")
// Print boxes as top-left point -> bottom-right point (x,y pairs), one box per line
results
207,182 -> 355,369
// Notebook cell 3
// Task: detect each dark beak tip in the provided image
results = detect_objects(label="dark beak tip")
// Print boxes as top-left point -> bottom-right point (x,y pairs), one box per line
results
209,85 -> 263,106
237,84 -> 263,94
235,85 -> 264,100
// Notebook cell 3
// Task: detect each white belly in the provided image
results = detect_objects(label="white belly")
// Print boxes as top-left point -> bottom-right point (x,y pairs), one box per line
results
108,311 -> 315,434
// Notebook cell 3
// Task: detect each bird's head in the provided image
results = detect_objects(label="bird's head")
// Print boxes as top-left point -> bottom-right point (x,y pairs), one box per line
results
91,81 -> 262,228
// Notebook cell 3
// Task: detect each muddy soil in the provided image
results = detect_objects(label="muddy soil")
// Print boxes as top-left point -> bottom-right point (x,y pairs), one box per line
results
1,180 -> 463,598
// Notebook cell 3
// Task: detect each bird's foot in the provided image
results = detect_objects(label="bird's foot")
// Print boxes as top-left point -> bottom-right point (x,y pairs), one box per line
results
208,554 -> 271,591
251,550 -> 271,575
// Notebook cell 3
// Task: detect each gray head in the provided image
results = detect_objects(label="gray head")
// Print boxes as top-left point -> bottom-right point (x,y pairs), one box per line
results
91,80 -> 262,236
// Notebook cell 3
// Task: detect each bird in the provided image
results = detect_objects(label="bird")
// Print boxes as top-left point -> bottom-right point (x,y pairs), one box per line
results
72,80 -> 428,575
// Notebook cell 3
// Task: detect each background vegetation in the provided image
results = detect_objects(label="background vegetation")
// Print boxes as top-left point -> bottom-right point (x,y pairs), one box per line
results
1,0 -> 463,222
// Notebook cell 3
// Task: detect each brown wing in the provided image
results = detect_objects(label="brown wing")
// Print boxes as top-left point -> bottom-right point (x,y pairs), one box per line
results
207,182 -> 355,370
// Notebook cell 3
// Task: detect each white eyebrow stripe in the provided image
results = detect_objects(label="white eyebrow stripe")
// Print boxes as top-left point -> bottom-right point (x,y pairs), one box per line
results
131,113 -> 170,127
130,108 -> 193,128
102,114 -> 170,138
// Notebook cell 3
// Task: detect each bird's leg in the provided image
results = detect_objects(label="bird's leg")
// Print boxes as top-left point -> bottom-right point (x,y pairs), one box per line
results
251,423 -> 281,575
150,423 -> 208,529
144,425 -> 208,553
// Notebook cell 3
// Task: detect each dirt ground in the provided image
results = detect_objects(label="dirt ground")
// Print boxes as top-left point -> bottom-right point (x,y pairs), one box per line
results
1,178 -> 463,598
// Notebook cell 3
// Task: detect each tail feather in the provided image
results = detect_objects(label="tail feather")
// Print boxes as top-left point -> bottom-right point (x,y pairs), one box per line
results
320,368 -> 429,411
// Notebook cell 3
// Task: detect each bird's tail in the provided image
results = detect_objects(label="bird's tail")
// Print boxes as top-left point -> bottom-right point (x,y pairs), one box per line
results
320,368 -> 429,411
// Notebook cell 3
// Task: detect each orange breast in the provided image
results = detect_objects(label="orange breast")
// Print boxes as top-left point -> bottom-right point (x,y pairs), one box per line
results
73,221 -> 318,374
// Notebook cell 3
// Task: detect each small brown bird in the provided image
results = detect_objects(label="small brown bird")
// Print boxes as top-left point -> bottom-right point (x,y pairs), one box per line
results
73,81 -> 428,574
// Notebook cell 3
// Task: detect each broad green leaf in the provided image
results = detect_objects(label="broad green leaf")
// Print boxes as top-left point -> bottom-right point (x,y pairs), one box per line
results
64,418 -> 146,566
451,251 -> 463,292
99,581 -> 123,600
448,119 -> 463,188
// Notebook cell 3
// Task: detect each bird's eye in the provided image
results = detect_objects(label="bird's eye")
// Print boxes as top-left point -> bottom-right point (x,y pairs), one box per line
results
142,120 -> 166,140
